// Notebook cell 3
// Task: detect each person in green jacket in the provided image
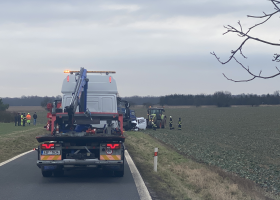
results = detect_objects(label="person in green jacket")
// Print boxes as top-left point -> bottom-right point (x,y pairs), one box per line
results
21,113 -> 23,126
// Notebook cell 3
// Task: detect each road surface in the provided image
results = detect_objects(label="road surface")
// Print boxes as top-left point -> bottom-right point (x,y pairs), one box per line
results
0,151 -> 141,200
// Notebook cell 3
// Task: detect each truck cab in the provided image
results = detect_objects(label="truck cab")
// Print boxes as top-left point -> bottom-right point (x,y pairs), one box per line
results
61,73 -> 118,130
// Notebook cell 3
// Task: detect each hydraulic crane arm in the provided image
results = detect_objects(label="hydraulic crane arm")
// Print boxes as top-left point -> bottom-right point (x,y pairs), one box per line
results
65,67 -> 88,126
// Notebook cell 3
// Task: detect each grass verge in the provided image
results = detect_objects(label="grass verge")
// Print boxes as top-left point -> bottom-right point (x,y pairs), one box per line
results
0,124 -> 46,163
125,131 -> 273,200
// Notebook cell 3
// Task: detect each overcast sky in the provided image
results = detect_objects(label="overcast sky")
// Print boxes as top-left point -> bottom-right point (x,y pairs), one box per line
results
0,0 -> 279,98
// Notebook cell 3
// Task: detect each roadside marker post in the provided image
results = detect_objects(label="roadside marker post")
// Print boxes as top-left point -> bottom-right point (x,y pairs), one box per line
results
154,148 -> 158,172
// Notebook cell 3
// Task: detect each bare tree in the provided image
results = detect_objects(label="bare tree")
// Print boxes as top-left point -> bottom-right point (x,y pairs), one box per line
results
211,0 -> 280,82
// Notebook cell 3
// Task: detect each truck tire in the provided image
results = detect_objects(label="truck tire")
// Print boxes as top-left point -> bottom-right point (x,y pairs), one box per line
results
53,169 -> 64,177
42,170 -> 52,177
114,147 -> 124,177
156,120 -> 161,129
114,170 -> 124,177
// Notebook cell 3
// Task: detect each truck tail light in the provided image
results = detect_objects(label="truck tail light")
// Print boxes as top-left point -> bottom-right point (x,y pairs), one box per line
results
107,144 -> 120,149
41,143 -> 55,149
109,76 -> 111,83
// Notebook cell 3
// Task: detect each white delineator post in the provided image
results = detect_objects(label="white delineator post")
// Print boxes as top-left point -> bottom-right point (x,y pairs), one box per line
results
154,148 -> 158,172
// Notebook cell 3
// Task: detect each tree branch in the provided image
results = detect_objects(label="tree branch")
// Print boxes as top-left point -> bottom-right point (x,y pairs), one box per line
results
222,57 -> 280,82
273,54 -> 280,62
211,0 -> 280,82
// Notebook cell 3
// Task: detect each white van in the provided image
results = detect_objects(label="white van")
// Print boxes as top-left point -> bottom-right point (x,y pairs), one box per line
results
133,117 -> 147,130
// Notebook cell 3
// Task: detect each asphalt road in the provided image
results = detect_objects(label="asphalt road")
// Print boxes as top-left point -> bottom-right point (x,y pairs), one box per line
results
0,151 -> 141,200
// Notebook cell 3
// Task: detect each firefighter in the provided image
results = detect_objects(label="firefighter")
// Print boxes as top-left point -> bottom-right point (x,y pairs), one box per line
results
178,117 -> 182,130
152,121 -> 157,130
23,113 -> 26,126
17,113 -> 21,126
26,113 -> 31,125
21,113 -> 23,126
169,116 -> 174,130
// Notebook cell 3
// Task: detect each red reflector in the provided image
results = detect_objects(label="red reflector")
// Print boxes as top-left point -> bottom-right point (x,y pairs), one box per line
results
154,152 -> 158,156
109,76 -> 111,83
67,75 -> 69,82
41,144 -> 55,149
107,144 -> 120,149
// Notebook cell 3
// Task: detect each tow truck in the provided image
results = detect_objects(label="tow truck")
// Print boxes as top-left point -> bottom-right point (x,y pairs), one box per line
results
36,68 -> 125,177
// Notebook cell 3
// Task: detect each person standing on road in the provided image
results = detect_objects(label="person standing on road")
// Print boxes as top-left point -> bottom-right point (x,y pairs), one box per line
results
14,113 -> 18,126
17,113 -> 21,126
178,117 -> 182,130
33,112 -> 37,125
26,113 -> 31,125
169,116 -> 174,130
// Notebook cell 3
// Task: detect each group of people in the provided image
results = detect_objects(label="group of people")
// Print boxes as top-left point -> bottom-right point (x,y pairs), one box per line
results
14,112 -> 37,126
152,116 -> 182,130
169,116 -> 181,130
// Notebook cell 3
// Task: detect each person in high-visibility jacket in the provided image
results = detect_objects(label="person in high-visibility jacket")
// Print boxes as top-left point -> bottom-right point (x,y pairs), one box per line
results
23,113 -> 26,126
26,113 -> 31,125
21,113 -> 23,126
169,116 -> 174,130
178,118 -> 182,130
152,121 -> 157,130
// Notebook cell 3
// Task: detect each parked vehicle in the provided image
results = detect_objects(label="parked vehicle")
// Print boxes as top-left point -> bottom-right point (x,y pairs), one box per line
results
117,99 -> 137,131
36,68 -> 125,177
146,108 -> 166,129
133,117 -> 147,130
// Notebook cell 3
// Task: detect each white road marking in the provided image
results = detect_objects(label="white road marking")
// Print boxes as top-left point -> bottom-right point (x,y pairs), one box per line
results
0,150 -> 34,167
125,150 -> 152,200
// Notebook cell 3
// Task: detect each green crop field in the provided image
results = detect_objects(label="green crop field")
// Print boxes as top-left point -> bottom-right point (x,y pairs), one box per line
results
133,105 -> 280,195
0,123 -> 41,136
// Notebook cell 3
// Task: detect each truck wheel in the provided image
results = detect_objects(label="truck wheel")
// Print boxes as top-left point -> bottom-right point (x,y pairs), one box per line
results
156,121 -> 161,129
42,170 -> 52,177
114,147 -> 124,177
53,169 -> 64,177
114,170 -> 124,177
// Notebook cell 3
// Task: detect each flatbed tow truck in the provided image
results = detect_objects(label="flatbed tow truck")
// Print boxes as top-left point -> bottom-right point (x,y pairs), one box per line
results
36,68 -> 125,177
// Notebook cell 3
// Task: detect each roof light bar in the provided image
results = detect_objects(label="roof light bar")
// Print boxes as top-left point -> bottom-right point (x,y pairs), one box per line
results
64,70 -> 116,74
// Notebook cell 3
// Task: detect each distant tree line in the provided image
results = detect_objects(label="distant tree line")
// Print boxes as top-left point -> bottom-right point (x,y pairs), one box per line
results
2,92 -> 280,108
159,91 -> 280,107
0,98 -> 9,111
2,95 -> 62,106
121,96 -> 160,106
0,98 -> 13,123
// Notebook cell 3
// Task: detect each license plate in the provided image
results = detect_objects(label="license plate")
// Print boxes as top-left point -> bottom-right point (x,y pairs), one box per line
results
41,150 -> 60,155
43,166 -> 57,170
